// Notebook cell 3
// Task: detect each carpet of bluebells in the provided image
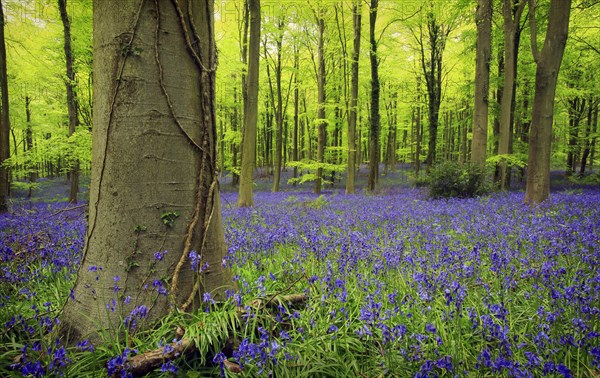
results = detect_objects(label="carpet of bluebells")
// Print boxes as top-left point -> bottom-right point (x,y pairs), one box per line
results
1,182 -> 600,377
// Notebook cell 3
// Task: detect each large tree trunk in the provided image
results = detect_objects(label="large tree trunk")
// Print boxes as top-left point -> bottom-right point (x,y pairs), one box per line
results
525,0 -> 571,204
60,0 -> 233,343
471,0 -> 492,166
59,0 -> 81,204
238,0 -> 260,207
0,0 -> 10,212
345,0 -> 361,194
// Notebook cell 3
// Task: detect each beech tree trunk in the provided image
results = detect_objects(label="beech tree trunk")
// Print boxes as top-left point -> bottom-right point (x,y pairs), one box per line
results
60,0 -> 233,343
59,0 -> 80,204
579,98 -> 595,176
0,0 -> 9,213
346,0 -> 361,194
367,0 -> 380,191
471,0 -> 492,166
292,43 -> 299,184
238,0 -> 260,207
315,12 -> 326,194
525,0 -> 571,204
417,11 -> 451,170
498,0 -> 526,190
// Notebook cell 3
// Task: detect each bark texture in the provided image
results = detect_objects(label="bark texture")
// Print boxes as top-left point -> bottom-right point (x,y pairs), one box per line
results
238,0 -> 260,207
498,0 -> 526,190
60,0 -> 232,343
345,0 -> 361,195
367,0 -> 380,192
471,0 -> 492,166
59,0 -> 81,203
315,13 -> 326,194
525,0 -> 571,204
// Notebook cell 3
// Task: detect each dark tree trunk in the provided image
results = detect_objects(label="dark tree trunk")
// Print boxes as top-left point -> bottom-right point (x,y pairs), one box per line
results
346,0 -> 361,194
315,13 -> 326,194
59,0 -> 81,204
368,0 -> 380,191
566,96 -> 586,176
498,0 -> 526,190
292,44 -> 299,185
579,97 -> 596,176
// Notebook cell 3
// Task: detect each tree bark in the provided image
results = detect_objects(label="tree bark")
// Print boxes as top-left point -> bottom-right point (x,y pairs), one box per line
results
238,0 -> 260,207
367,0 -> 380,191
315,12 -> 326,194
579,97 -> 595,176
292,43 -> 299,184
471,0 -> 492,166
525,0 -> 571,204
498,0 -> 526,190
60,0 -> 233,343
417,11 -> 451,170
0,0 -> 10,212
59,0 -> 81,204
346,0 -> 361,194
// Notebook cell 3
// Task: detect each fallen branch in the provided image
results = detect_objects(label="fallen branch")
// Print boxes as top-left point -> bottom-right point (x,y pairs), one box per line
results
127,338 -> 196,377
247,293 -> 308,310
119,293 -> 308,377
49,204 -> 88,217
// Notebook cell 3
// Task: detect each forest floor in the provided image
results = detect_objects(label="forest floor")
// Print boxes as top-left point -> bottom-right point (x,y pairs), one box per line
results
1,167 -> 599,377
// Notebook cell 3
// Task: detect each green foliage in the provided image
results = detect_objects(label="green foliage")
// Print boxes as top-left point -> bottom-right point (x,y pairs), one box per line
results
4,128 -> 92,180
485,153 -> 528,169
287,160 -> 346,186
426,161 -> 491,199
160,211 -> 179,228
569,172 -> 600,186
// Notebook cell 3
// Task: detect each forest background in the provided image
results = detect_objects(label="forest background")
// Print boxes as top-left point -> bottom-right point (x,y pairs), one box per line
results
0,0 -> 598,204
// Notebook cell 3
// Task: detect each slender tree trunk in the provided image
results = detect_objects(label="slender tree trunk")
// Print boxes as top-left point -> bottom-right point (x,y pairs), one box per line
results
25,96 -> 36,198
292,44 -> 299,184
346,0 -> 361,194
579,97 -> 595,176
471,0 -> 492,166
231,78 -> 239,186
418,12 -> 450,170
267,21 -> 285,193
59,0 -> 81,204
0,0 -> 10,212
525,0 -> 571,204
498,0 -> 526,190
367,0 -> 380,191
238,0 -> 260,207
61,0 -> 233,343
415,77 -> 422,176
566,96 -> 585,176
589,103 -> 598,171
315,13 -> 326,194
